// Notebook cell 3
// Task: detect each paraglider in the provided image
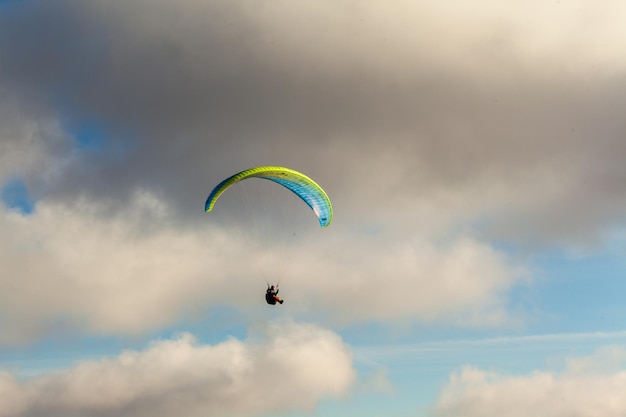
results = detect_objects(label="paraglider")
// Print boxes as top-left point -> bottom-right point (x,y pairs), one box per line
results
265,284 -> 283,305
205,166 -> 333,306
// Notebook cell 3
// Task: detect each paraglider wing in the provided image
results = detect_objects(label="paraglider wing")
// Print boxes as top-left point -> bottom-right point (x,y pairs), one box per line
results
205,166 -> 333,227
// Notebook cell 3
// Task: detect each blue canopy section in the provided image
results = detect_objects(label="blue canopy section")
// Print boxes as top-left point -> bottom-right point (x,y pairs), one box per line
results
263,176 -> 332,227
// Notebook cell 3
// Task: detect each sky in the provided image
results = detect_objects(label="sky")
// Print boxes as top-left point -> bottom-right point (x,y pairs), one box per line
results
1,0 -> 626,416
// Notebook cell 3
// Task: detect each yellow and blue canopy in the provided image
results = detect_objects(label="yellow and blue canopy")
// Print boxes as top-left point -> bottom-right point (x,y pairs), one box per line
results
205,166 -> 333,227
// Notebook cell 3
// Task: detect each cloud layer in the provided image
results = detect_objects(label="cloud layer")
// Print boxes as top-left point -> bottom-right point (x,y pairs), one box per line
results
0,191 -> 521,344
0,320 -> 355,417
2,0 -> 625,344
1,0 -> 626,245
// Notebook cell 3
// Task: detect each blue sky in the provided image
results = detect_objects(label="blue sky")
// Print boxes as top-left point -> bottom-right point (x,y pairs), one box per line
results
2,1 -> 626,416
1,178 -> 34,213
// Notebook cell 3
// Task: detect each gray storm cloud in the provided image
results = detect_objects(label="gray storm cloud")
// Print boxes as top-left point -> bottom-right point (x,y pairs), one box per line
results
0,320 -> 356,417
1,0 -> 626,245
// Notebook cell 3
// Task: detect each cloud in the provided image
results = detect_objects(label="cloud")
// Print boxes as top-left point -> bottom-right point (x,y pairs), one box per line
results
0,104 -> 64,185
0,0 -> 625,248
0,320 -> 355,417
0,192 -> 248,344
0,188 -> 522,344
288,232 -> 523,326
0,0 -> 625,343
433,346 -> 626,417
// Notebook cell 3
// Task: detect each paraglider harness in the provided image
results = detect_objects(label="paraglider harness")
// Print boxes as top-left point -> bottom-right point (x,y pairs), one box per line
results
265,283 -> 279,305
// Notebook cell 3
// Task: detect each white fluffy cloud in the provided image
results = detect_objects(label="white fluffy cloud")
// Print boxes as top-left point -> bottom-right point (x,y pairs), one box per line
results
434,346 -> 626,417
287,232 -> 523,326
0,192 -> 249,344
0,320 -> 355,417
0,188 -> 522,344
